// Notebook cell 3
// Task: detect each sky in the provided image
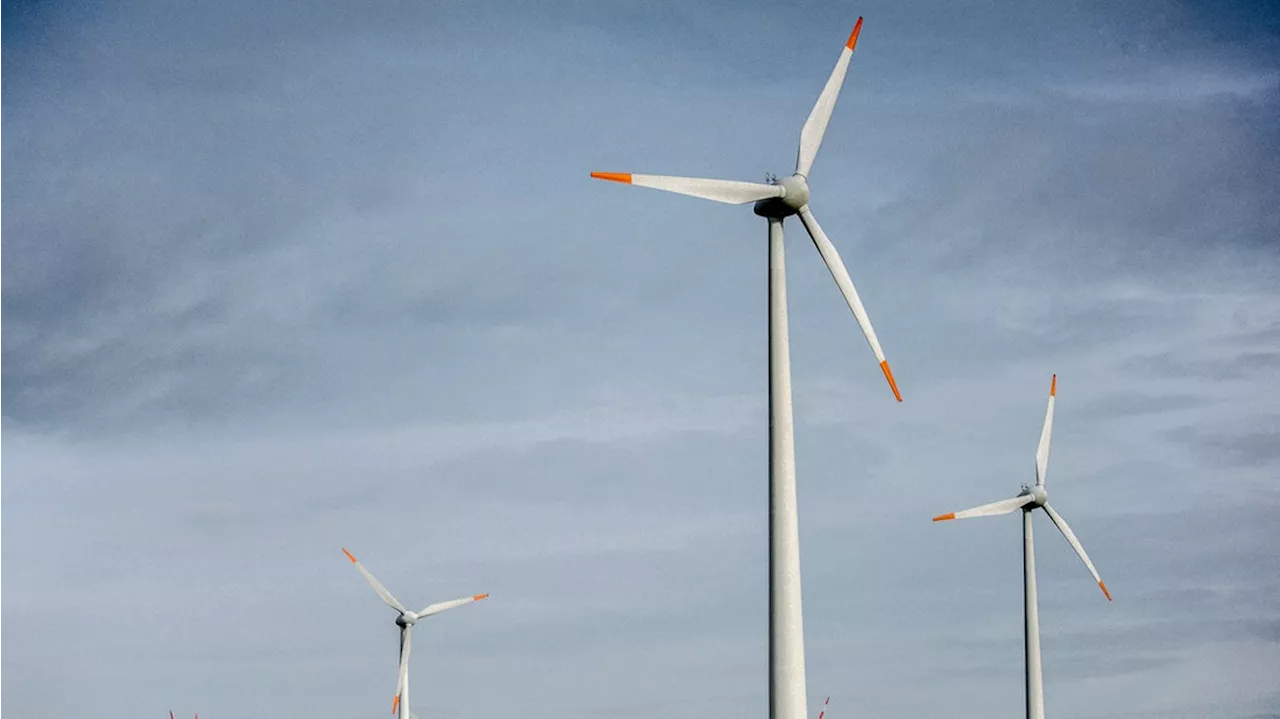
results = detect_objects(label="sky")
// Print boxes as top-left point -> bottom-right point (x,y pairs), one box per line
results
3,0 -> 1279,717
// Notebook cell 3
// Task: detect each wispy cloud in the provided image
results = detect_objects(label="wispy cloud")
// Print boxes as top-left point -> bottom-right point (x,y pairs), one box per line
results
4,1 -> 1279,718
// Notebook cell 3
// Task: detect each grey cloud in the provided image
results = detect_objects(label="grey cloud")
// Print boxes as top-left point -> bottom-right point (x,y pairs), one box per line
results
1125,350 -> 1280,381
5,1 -> 1280,718
1075,391 -> 1214,420
1166,415 -> 1280,467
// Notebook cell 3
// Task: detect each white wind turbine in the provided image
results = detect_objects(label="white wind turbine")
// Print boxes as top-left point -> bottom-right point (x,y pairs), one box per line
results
591,18 -> 898,719
342,548 -> 488,719
932,376 -> 1110,719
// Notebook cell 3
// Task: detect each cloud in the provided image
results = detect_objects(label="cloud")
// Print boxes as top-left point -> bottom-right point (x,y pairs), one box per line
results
4,1 -> 1279,718
1053,70 -> 1280,104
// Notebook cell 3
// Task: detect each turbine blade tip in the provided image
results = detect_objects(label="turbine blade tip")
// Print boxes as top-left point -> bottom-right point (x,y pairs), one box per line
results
880,360 -> 903,402
392,695 -> 400,715
933,512 -> 956,522
846,17 -> 864,50
473,593 -> 489,601
590,171 -> 632,184
1050,374 -> 1057,396
1099,580 -> 1112,601
341,548 -> 357,563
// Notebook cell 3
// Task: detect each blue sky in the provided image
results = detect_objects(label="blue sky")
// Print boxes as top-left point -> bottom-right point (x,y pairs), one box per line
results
3,1 -> 1279,718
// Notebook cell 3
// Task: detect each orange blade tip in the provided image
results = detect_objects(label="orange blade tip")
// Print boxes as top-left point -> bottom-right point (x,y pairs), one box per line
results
590,172 -> 632,184
473,593 -> 490,601
880,360 -> 903,402
846,17 -> 864,50
341,548 -> 357,563
391,695 -> 400,715
1050,374 -> 1057,397
933,512 -> 955,522
1099,580 -> 1112,601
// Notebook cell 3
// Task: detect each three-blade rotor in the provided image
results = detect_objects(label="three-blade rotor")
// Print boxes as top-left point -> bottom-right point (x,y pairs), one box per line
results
932,376 -> 1110,601
342,548 -> 489,716
589,17 -> 901,402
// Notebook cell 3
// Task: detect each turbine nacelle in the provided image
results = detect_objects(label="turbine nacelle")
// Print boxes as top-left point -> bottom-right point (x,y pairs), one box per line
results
395,612 -> 418,627
1018,484 -> 1048,507
753,174 -> 811,218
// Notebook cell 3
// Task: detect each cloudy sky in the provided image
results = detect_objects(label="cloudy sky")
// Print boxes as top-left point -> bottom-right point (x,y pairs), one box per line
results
4,0 -> 1278,717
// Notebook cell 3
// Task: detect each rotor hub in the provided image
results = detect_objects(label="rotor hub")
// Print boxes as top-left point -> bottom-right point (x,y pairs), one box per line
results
1027,485 -> 1048,507
396,612 -> 417,627
753,174 -> 810,218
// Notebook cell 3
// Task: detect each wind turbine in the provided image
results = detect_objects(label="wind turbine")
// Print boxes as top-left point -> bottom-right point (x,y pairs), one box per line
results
590,17 -> 898,719
932,376 -> 1110,719
341,548 -> 488,719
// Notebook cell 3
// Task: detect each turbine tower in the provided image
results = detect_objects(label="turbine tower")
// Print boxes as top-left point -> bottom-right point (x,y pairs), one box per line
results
341,548 -> 488,719
591,18 -> 899,719
932,376 -> 1110,719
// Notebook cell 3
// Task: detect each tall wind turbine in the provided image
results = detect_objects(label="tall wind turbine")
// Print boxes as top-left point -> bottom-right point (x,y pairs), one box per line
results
932,376 -> 1110,719
591,18 -> 898,719
341,548 -> 488,719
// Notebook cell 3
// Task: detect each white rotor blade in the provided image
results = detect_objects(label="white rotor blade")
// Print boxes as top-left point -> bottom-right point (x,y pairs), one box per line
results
392,626 -> 412,716
419,593 -> 488,617
795,17 -> 864,178
590,172 -> 784,205
342,548 -> 406,613
1035,375 -> 1056,487
933,494 -> 1034,522
797,204 -> 901,402
1042,504 -> 1111,601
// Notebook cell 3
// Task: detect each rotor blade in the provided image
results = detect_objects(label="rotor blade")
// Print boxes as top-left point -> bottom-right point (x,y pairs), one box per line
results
817,696 -> 830,719
393,626 -> 412,715
342,548 -> 406,613
795,17 -> 864,178
419,593 -> 489,617
1043,504 -> 1111,601
590,172 -> 784,205
1036,375 -> 1056,487
797,205 -> 901,402
933,494 -> 1034,522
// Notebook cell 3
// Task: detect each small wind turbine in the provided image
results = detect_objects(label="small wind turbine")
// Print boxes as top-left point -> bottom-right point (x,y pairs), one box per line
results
591,19 -> 897,719
341,548 -> 488,719
932,376 -> 1110,719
